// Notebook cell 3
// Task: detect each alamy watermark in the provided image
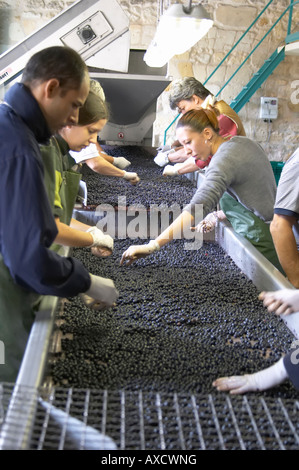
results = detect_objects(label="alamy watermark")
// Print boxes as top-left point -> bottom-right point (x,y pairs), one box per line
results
0,341 -> 4,365
290,339 -> 299,366
94,196 -> 203,250
291,80 -> 299,104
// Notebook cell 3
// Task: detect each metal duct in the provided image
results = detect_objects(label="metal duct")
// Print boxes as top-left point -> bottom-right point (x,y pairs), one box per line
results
89,49 -> 170,145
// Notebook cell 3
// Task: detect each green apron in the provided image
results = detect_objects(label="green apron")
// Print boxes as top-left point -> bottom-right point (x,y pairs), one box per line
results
41,136 -> 82,252
220,192 -> 284,274
0,255 -> 41,382
42,136 -> 82,225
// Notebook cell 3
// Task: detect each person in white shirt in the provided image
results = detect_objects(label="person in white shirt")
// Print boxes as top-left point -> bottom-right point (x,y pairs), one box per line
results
71,79 -> 139,184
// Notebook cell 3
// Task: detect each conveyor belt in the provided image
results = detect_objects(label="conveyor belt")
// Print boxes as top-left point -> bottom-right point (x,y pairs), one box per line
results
1,224 -> 297,450
1,147 -> 298,450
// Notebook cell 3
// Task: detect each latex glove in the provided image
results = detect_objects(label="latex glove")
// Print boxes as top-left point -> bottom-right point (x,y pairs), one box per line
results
212,357 -> 288,395
163,163 -> 184,177
259,289 -> 299,315
193,211 -> 226,233
196,212 -> 218,233
113,156 -> 131,169
120,240 -> 160,266
185,156 -> 197,165
80,274 -> 119,310
87,226 -> 114,252
123,171 -> 140,185
154,149 -> 175,167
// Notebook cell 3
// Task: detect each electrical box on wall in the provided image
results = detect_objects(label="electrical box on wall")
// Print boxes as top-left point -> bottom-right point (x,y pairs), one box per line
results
259,97 -> 278,120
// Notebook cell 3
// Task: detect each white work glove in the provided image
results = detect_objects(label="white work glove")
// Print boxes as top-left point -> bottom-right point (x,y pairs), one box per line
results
113,156 -> 131,169
185,155 -> 197,165
212,357 -> 288,395
196,212 -> 218,233
123,171 -> 140,185
194,211 -> 226,233
80,274 -> 119,310
163,163 -> 184,177
154,151 -> 169,167
259,289 -> 299,315
120,240 -> 160,266
154,147 -> 176,167
87,226 -> 114,251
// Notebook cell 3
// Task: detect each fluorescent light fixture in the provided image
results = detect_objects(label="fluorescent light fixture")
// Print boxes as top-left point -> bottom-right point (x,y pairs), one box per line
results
144,2 -> 213,67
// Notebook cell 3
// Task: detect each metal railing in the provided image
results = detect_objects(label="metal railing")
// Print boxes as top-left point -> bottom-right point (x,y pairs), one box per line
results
215,0 -> 298,98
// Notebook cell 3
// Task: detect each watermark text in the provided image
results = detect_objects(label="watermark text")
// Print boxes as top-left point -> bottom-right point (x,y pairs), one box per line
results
291,80 -> 299,104
290,339 -> 299,365
0,341 -> 4,365
94,197 -> 203,250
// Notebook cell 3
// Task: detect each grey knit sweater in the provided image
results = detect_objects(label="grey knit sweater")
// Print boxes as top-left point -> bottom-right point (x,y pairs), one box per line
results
184,136 -> 277,223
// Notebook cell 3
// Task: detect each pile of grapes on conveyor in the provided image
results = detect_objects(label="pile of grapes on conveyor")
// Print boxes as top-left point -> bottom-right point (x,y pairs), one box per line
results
50,238 -> 297,399
80,145 -> 197,207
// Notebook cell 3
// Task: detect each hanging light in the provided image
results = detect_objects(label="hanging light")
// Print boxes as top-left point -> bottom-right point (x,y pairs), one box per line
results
144,1 -> 213,67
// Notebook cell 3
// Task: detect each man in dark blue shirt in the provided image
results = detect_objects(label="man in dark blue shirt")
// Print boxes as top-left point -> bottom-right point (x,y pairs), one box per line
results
0,46 -> 118,381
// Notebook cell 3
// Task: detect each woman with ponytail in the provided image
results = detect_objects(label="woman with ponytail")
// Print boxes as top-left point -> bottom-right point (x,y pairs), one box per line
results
121,108 -> 282,272
41,82 -> 137,254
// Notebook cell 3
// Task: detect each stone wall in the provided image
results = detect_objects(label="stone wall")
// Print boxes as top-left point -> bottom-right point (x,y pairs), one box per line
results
1,0 -> 298,160
148,0 -> 299,161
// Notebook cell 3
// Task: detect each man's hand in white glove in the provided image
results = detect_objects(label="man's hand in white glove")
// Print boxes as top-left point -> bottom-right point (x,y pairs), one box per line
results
113,156 -> 131,169
192,211 -> 226,233
80,274 -> 119,310
196,212 -> 218,233
163,163 -> 184,177
87,226 -> 114,257
259,289 -> 299,316
154,150 -> 173,167
120,240 -> 160,266
212,357 -> 288,395
123,171 -> 140,185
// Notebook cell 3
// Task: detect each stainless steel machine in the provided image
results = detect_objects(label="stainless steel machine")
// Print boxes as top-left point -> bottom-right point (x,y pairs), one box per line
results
0,0 -> 170,146
89,50 -> 170,146
0,0 -> 131,85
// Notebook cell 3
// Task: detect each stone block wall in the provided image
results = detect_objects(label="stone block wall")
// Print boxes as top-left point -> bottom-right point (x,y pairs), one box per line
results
1,0 -> 298,160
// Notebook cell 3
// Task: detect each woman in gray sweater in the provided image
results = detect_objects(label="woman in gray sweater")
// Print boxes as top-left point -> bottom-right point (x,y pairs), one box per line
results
121,108 -> 281,270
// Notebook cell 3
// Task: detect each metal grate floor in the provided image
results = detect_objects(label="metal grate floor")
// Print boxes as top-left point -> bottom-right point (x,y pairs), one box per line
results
0,383 -> 299,450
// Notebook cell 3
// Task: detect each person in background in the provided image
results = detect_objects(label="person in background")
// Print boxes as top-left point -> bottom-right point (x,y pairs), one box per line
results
269,147 -> 299,288
0,46 -> 118,382
213,289 -> 299,394
41,89 -> 114,257
41,81 -> 139,257
70,139 -> 140,185
155,77 -> 245,177
120,108 -> 281,271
